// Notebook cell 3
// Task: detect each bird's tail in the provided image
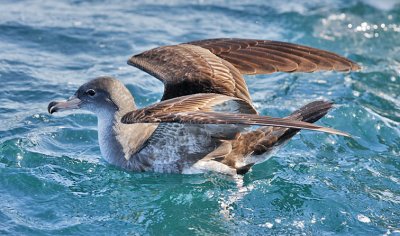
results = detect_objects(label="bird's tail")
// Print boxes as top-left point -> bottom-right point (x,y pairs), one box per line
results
233,100 -> 334,174
195,101 -> 335,175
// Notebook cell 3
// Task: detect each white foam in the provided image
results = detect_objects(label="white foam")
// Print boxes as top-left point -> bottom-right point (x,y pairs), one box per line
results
357,214 -> 371,223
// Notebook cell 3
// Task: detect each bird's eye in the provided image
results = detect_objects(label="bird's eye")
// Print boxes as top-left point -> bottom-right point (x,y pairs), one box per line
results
86,89 -> 96,96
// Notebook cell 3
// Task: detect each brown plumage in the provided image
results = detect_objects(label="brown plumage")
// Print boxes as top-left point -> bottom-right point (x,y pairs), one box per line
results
125,38 -> 359,174
128,38 -> 360,103
188,38 -> 360,73
205,101 -> 336,174
128,44 -> 252,102
49,38 -> 360,175
121,93 -> 349,137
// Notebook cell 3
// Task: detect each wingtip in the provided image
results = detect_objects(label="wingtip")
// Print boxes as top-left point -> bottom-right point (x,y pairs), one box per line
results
127,58 -> 134,66
318,126 -> 352,138
351,62 -> 362,71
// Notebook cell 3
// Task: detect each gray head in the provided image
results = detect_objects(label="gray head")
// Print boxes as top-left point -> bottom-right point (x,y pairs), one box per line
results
48,76 -> 136,116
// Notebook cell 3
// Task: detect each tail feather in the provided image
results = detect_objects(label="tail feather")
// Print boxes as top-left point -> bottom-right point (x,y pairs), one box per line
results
236,101 -> 335,174
287,100 -> 333,123
279,100 -> 334,139
209,101 -> 337,175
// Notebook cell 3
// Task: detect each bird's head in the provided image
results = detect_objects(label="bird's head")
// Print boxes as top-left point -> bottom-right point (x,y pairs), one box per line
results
48,76 -> 135,117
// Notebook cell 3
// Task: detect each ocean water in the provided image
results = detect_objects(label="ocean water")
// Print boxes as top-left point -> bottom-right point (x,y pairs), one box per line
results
0,0 -> 399,235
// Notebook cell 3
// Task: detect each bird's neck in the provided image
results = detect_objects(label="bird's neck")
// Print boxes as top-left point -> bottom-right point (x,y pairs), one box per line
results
96,106 -> 157,170
97,108 -> 129,167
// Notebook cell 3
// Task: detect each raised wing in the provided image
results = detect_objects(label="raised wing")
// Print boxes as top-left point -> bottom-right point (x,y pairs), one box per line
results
128,38 -> 360,102
128,44 -> 252,103
121,94 -> 350,137
188,38 -> 361,74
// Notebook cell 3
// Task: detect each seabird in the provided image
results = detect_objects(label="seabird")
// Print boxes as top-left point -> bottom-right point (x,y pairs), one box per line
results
48,38 -> 359,175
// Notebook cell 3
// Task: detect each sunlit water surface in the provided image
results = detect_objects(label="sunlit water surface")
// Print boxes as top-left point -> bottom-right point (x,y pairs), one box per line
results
0,0 -> 399,235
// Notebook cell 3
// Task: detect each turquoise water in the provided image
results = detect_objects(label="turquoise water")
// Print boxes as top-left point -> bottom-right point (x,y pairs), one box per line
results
1,0 -> 399,235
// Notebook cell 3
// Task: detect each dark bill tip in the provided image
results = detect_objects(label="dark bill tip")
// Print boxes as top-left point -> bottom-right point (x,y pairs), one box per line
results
47,96 -> 81,115
48,101 -> 59,114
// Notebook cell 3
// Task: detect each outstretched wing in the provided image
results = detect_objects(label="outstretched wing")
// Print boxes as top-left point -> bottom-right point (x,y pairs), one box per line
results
189,38 -> 361,74
128,38 -> 360,102
121,93 -> 349,137
128,44 -> 252,103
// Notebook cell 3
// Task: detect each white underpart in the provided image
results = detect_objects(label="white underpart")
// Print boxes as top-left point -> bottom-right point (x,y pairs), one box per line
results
183,159 -> 236,175
144,124 -> 213,172
97,109 -> 119,164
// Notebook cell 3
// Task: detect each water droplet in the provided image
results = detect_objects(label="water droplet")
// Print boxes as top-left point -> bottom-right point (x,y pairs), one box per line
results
263,222 -> 273,228
16,153 -> 23,161
293,220 -> 305,229
357,214 -> 371,223
311,216 -> 317,224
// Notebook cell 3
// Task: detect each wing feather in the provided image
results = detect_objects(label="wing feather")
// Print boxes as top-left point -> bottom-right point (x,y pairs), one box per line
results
128,44 -> 251,102
189,38 -> 360,74
121,94 -> 349,137
128,38 -> 360,101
